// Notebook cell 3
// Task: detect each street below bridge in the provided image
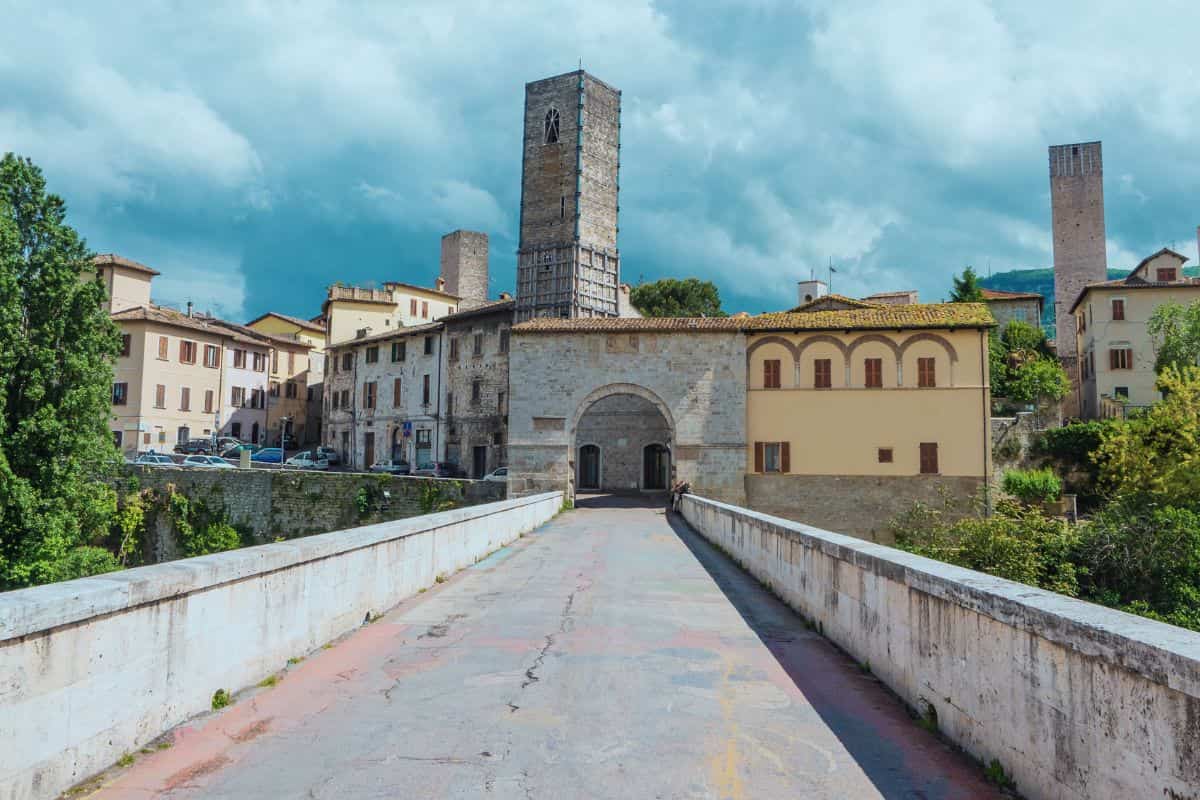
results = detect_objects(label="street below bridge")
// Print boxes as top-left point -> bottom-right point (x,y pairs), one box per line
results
93,495 -> 1002,799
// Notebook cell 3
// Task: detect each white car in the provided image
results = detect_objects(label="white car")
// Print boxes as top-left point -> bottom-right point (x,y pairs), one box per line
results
134,453 -> 175,466
182,455 -> 235,469
285,451 -> 330,470
483,467 -> 508,483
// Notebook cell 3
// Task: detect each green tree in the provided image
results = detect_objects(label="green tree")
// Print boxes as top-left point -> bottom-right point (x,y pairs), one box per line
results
0,153 -> 122,588
1094,366 -> 1200,508
629,278 -> 727,318
1006,357 -> 1070,405
949,266 -> 984,303
1147,299 -> 1200,374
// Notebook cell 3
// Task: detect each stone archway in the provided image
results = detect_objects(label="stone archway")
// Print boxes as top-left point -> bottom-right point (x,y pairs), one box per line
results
573,387 -> 674,493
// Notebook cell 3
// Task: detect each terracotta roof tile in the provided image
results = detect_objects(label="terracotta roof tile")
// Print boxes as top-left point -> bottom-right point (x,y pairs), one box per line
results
111,305 -> 266,345
980,288 -> 1043,301
245,311 -> 326,334
1069,277 -> 1200,313
92,253 -> 160,276
326,321 -> 444,349
440,298 -> 516,323
514,303 -> 995,334
788,294 -> 884,312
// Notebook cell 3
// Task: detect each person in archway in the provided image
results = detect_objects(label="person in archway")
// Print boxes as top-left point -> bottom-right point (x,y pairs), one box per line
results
669,480 -> 690,513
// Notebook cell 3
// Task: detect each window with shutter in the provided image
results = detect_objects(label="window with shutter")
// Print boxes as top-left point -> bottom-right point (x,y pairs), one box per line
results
473,333 -> 483,356
918,357 -> 936,388
180,387 -> 190,411
878,447 -> 893,463
865,358 -> 882,388
410,299 -> 418,316
754,442 -> 764,473
1111,299 -> 1125,321
393,378 -> 402,405
814,359 -> 831,389
1109,348 -> 1133,370
1157,268 -> 1177,282
780,442 -> 790,473
155,384 -> 166,408
919,443 -> 939,474
763,359 -> 781,389
158,336 -> 168,360
119,334 -> 131,357
422,374 -> 431,405
204,390 -> 214,413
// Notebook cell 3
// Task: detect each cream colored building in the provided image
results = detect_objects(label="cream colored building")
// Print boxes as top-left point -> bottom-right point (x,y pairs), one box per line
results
1072,248 -> 1200,418
246,312 -> 327,446
322,281 -> 460,346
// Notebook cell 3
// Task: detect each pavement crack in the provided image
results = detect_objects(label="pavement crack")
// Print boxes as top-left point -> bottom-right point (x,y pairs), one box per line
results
520,633 -> 556,689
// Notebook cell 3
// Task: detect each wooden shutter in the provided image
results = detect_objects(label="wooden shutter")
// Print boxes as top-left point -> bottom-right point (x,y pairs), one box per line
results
394,378 -> 402,405
1109,349 -> 1118,370
1112,299 -> 1125,320
754,442 -> 764,473
920,443 -> 938,474
780,442 -> 790,474
1126,349 -> 1133,369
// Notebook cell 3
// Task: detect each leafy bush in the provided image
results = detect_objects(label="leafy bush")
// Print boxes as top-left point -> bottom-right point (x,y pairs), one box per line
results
893,500 -> 1079,596
1006,357 -> 1070,404
1002,468 -> 1062,504
1073,502 -> 1200,628
1036,421 -> 1110,465
54,546 -> 121,581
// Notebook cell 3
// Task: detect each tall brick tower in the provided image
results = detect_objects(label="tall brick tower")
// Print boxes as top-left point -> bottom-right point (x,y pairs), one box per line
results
440,230 -> 489,309
1049,141 -> 1107,416
515,70 -> 621,321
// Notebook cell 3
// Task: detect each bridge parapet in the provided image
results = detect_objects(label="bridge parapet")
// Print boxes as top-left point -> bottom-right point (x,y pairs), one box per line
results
680,494 -> 1200,800
0,492 -> 562,800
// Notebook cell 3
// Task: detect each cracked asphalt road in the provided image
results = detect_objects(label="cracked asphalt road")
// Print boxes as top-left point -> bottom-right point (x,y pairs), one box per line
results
92,495 -> 1004,799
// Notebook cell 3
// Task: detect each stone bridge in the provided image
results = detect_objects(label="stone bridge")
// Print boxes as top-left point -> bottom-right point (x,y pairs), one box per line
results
2,494 -> 1197,799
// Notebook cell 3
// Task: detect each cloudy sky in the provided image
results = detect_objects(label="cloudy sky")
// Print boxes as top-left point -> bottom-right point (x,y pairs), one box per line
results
3,1 -> 1198,320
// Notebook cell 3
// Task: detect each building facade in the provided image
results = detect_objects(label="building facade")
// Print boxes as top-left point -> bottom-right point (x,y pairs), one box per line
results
508,303 -> 995,543
1049,141 -> 1108,415
322,283 -> 459,347
515,71 -> 621,321
442,299 -> 514,478
1072,248 -> 1199,418
980,288 -> 1044,330
246,311 -> 328,445
744,303 -> 993,541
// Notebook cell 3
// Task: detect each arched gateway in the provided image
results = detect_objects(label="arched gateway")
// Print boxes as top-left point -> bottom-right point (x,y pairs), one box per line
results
573,387 -> 673,492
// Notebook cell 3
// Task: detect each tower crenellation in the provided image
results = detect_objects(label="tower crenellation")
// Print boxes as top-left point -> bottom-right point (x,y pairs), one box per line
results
515,70 -> 621,321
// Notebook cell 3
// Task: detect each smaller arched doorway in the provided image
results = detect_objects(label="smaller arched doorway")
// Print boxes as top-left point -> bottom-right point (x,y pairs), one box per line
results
643,444 -> 670,491
578,444 -> 600,489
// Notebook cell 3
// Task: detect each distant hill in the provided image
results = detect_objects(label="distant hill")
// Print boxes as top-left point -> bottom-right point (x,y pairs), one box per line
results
980,266 -> 1199,334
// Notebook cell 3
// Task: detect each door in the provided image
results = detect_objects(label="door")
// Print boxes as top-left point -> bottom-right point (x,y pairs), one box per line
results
643,444 -> 669,491
177,426 -> 189,444
364,432 -> 376,468
251,422 -> 260,446
472,446 -> 488,479
391,428 -> 403,461
578,445 -> 600,490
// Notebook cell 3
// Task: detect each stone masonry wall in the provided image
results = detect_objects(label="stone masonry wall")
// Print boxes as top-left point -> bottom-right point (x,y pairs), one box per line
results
121,465 -> 505,562
745,474 -> 987,544
509,329 -> 746,504
443,307 -> 511,478
574,393 -> 671,490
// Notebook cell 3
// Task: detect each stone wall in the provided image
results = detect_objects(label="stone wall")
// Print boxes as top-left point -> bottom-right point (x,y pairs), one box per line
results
0,492 -> 562,800
508,329 -> 747,504
681,494 -> 1200,800
122,466 -> 505,561
745,474 -> 987,543
443,304 -> 512,478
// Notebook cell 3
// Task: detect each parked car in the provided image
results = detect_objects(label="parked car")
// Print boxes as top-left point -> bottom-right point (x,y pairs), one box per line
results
483,467 -> 509,483
414,461 -> 465,478
220,443 -> 259,459
182,455 -> 235,469
251,447 -> 284,464
134,453 -> 175,466
173,438 -> 213,455
216,437 -> 242,451
370,459 -> 411,475
316,446 -> 341,466
284,450 -> 329,470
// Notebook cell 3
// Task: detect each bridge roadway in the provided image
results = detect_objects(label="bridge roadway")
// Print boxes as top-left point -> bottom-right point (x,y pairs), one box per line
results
93,496 -> 1002,799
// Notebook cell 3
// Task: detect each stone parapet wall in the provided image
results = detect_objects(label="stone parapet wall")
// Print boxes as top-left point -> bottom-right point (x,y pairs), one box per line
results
121,466 -> 505,560
680,494 -> 1200,800
745,474 -> 986,543
0,492 -> 562,800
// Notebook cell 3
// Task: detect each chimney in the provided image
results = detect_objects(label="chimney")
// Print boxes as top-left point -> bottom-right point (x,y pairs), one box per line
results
186,301 -> 193,318
436,276 -> 447,292
499,291 -> 512,301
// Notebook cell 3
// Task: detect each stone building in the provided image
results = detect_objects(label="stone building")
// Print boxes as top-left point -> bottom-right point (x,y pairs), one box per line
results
1050,141 -> 1108,415
980,288 -> 1043,330
508,317 -> 748,503
1072,247 -> 1200,418
442,298 -> 514,478
323,323 -> 444,470
515,71 -> 621,321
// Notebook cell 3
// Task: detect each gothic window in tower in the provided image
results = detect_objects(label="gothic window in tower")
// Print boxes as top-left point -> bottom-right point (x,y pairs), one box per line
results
544,108 -> 560,144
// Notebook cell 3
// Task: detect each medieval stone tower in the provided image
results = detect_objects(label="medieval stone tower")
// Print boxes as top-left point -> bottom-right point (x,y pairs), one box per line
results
1049,141 -> 1107,414
515,70 -> 621,321
440,230 -> 489,309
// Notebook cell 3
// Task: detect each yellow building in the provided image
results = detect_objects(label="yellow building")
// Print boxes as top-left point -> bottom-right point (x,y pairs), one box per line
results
743,300 -> 995,541
321,281 -> 460,346
246,312 -> 327,446
1072,248 -> 1200,418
